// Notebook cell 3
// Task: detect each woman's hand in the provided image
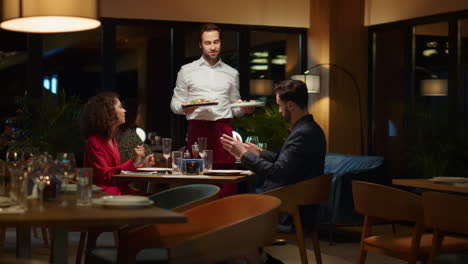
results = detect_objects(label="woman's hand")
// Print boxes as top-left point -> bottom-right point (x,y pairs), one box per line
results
132,144 -> 145,166
141,154 -> 155,168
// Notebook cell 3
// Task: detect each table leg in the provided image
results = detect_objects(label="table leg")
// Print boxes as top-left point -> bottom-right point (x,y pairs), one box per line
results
51,227 -> 68,263
16,226 -> 31,259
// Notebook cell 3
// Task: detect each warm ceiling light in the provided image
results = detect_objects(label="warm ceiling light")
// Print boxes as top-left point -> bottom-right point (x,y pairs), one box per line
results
1,0 -> 101,33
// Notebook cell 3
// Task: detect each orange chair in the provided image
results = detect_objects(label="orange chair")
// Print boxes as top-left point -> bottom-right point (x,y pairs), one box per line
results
352,181 -> 468,264
264,174 -> 332,264
422,191 -> 468,264
89,194 -> 281,264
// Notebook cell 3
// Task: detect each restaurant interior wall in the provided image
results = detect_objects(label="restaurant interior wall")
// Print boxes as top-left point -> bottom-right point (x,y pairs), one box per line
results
99,0 -> 310,28
364,0 -> 468,26
308,0 -> 369,155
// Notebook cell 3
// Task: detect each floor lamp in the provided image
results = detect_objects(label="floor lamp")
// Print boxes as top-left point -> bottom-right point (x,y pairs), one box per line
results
293,63 -> 365,155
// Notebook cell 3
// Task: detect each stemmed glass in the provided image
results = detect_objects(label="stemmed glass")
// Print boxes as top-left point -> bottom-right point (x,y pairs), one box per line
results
246,136 -> 259,145
32,174 -> 48,211
198,137 -> 207,158
56,153 -> 77,193
161,138 -> 172,174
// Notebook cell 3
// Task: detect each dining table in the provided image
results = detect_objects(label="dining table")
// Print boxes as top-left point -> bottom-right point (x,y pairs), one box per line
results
392,179 -> 468,194
0,194 -> 186,263
113,171 -> 257,193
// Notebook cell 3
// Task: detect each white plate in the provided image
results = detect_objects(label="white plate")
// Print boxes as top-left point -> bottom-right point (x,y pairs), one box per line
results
429,177 -> 468,183
0,196 -> 12,207
230,101 -> 265,108
93,195 -> 154,208
137,167 -> 172,172
61,184 -> 102,192
204,170 -> 251,175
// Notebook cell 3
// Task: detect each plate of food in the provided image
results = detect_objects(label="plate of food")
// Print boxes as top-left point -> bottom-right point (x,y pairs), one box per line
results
92,195 -> 154,208
182,98 -> 218,108
230,100 -> 265,108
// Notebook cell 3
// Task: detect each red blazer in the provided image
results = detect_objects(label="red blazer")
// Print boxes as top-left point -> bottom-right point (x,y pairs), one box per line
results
83,134 -> 136,195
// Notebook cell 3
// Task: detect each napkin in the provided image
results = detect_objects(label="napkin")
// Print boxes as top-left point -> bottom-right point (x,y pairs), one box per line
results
0,205 -> 26,214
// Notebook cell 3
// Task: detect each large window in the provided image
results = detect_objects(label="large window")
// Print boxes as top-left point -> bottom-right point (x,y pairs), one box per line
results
369,13 -> 468,178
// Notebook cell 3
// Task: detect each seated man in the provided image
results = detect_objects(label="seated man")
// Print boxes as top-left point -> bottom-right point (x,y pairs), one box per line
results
221,79 -> 326,263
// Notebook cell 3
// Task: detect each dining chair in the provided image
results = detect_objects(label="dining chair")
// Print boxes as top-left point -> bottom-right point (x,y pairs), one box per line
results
422,191 -> 468,264
352,181 -> 468,264
84,184 -> 220,263
88,194 -> 281,264
263,173 -> 332,264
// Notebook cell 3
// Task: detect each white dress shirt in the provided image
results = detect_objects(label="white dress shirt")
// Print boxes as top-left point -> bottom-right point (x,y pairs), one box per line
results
170,57 -> 243,121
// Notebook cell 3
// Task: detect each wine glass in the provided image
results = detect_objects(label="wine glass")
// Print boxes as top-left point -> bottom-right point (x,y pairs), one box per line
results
32,174 -> 48,211
198,137 -> 207,158
56,153 -> 77,193
161,138 -> 172,174
245,136 -> 259,145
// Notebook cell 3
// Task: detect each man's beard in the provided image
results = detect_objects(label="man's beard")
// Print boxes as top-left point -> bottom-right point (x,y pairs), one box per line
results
283,108 -> 291,124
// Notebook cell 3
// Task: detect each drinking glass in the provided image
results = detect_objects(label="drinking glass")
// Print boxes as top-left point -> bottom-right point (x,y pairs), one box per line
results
246,136 -> 259,145
257,142 -> 268,151
202,150 -> 213,171
171,151 -> 183,175
9,166 -> 28,210
197,137 -> 207,158
56,153 -> 77,190
32,174 -> 48,211
161,138 -> 172,174
0,160 -> 6,196
76,168 -> 93,206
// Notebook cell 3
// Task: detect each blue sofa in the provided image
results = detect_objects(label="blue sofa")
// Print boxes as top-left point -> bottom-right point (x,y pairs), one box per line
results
319,153 -> 389,242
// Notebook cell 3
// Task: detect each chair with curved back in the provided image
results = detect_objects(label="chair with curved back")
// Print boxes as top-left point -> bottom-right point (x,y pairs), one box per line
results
89,194 -> 281,264
264,173 -> 332,264
352,181 -> 468,264
84,184 -> 220,264
422,191 -> 468,264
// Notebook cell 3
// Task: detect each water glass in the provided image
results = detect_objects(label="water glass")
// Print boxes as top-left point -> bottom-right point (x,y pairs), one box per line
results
76,168 -> 93,206
202,150 -> 213,171
171,151 -> 183,175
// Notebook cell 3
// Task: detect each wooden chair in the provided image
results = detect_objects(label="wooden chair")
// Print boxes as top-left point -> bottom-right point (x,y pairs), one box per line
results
422,191 -> 468,264
352,181 -> 468,264
85,184 -> 220,264
264,174 -> 332,264
88,194 -> 281,264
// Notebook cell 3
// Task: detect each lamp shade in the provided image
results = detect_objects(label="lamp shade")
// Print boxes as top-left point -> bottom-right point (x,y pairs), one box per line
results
0,0 -> 101,33
250,79 -> 274,95
291,74 -> 320,93
420,79 -> 448,96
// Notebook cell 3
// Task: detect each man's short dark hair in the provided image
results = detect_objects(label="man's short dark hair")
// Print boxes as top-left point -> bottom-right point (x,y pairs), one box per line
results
199,23 -> 222,43
274,80 -> 308,109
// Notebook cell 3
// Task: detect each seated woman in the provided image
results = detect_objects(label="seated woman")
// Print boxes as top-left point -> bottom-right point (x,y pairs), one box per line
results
80,92 -> 154,195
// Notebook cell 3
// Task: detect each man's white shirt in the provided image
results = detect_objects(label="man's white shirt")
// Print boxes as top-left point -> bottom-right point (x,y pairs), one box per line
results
170,56 -> 243,121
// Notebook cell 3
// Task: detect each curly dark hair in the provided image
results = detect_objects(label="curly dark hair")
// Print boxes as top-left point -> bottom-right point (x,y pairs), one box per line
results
80,92 -> 119,139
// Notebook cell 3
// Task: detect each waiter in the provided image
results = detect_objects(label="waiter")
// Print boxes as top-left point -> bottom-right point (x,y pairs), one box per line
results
170,23 -> 254,196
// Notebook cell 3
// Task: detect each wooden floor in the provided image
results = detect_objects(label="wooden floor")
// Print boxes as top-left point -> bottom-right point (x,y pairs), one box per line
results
1,225 -> 467,263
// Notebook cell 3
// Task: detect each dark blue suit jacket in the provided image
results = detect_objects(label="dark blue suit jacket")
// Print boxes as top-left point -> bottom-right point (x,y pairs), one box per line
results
241,114 -> 326,191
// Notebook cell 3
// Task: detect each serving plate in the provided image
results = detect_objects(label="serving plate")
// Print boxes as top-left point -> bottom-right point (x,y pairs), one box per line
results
230,101 -> 265,108
92,195 -> 154,208
137,167 -> 172,172
182,102 -> 218,108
